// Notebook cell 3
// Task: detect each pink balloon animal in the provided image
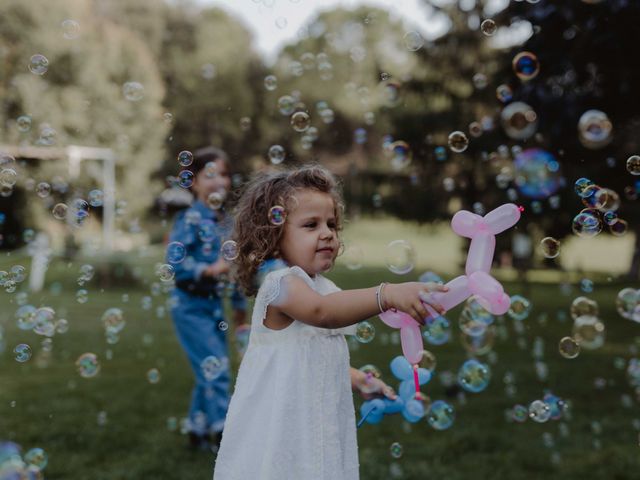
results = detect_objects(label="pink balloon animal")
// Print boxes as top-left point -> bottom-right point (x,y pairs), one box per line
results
379,203 -> 522,365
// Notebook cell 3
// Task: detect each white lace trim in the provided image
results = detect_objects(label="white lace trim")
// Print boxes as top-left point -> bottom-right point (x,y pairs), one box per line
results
252,266 -> 314,327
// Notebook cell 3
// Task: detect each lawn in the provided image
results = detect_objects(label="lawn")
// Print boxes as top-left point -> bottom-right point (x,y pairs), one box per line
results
1,247 -> 639,480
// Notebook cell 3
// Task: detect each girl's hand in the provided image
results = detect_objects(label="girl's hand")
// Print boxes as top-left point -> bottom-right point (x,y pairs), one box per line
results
353,372 -> 398,400
384,282 -> 449,325
204,258 -> 230,278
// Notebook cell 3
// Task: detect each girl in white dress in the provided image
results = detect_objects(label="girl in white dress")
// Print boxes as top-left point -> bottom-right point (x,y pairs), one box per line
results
213,165 -> 448,480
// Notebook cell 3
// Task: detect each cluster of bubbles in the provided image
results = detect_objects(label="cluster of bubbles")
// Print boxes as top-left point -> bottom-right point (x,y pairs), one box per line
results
101,307 -> 125,344
0,265 -> 27,293
16,305 -> 68,340
553,296 -> 605,359
0,442 -> 48,478
572,177 -> 627,237
510,393 -> 567,424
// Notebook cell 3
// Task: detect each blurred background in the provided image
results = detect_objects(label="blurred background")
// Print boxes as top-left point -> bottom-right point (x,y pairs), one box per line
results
1,0 -> 639,478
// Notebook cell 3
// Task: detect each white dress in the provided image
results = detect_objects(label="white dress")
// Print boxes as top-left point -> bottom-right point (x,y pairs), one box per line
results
213,266 -> 359,480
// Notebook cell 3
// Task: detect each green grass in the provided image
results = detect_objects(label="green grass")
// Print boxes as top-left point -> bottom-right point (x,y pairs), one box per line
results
1,256 -> 640,479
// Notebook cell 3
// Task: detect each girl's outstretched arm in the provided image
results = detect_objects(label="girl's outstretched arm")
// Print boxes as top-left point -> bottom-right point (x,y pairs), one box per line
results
271,275 -> 447,329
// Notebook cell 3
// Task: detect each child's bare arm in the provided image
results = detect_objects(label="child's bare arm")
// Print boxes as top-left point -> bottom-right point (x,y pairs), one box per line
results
271,275 -> 448,329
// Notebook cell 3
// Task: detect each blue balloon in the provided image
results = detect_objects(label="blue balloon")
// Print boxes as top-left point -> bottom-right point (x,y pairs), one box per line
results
398,379 -> 416,401
402,399 -> 425,423
365,411 -> 384,425
383,396 -> 405,414
390,356 -> 413,380
417,368 -> 431,385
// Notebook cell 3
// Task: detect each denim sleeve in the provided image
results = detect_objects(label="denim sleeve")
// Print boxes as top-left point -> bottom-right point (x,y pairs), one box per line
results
167,212 -> 209,283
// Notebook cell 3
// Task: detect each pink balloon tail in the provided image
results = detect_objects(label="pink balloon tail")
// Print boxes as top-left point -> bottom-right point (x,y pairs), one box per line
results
413,364 -> 420,395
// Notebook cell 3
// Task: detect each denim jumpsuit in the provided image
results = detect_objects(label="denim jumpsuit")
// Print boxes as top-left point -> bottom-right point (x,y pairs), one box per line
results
167,200 -> 246,435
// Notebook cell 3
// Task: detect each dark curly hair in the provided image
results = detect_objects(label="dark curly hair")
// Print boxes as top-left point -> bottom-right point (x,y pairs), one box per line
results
232,164 -> 344,296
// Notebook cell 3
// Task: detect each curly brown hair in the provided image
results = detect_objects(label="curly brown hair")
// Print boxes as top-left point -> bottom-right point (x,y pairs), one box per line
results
232,164 -> 344,296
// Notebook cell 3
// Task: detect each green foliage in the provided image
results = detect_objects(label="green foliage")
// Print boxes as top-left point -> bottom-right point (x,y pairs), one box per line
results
0,0 -> 168,219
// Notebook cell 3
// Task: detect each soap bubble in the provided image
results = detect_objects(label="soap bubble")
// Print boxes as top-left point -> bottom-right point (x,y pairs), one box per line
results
24,447 -> 48,470
29,54 -> 49,75
264,75 -> 277,91
51,203 -> 69,220
76,289 -> 88,303
290,111 -> 311,132
147,368 -> 161,384
389,442 -> 403,459
574,178 -> 594,197
207,191 -> 225,210
122,81 -> 144,101
457,359 -> 491,393
481,19 -> 497,36
355,321 -> 375,343
403,31 -> 424,51
88,189 -> 103,207
512,51 -> 539,81
166,241 -> 187,264
268,145 -> 285,164
277,95 -> 295,115
496,84 -> 513,103
385,240 -> 416,275
33,307 -> 56,336
14,343 -> 32,362
156,264 -> 175,282
559,336 -> 580,359
102,307 -> 125,334
610,219 -> 628,236
529,399 -> 551,423
513,148 -> 563,199
221,240 -> 239,261
16,305 -> 37,330
572,315 -> 605,350
571,211 -> 602,237
76,353 -> 100,378
427,400 -> 455,430
17,115 -> 32,132
389,141 -> 412,170
616,288 -> 640,322
0,168 -> 17,187
178,151 -> 193,167
342,245 -> 363,270
578,109 -> 613,150
626,155 -> 640,175
268,205 -> 286,226
423,316 -> 450,346
201,355 -> 228,381
570,296 -> 599,319
62,19 -> 80,39
501,102 -> 538,140
540,237 -> 560,258
512,404 -> 528,422
508,295 -> 532,321
178,170 -> 194,188
447,131 -> 469,153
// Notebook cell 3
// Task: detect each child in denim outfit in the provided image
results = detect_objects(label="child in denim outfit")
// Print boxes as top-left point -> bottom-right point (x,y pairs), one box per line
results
167,146 -> 247,451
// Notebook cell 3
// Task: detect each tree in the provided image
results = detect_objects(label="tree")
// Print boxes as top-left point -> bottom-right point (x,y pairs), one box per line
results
0,0 -> 168,243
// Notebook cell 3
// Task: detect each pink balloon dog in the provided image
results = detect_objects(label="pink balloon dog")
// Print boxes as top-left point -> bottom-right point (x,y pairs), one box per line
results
379,203 -> 522,365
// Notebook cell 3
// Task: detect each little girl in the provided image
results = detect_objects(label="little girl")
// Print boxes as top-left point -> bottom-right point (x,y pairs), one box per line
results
213,165 -> 447,479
